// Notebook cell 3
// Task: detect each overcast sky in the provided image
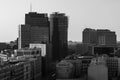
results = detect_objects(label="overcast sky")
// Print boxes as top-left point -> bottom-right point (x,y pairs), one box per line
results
1,0 -> 120,42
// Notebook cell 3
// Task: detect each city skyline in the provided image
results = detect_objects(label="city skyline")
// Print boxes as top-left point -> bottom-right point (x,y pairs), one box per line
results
1,0 -> 120,42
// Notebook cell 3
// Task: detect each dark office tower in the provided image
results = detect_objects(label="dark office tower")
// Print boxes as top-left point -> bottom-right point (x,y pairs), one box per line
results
30,26 -> 49,44
18,24 -> 31,49
18,12 -> 49,49
50,12 -> 68,61
25,12 -> 49,27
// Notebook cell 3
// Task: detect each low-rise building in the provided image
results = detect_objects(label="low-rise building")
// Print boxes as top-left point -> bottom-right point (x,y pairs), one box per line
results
106,57 -> 118,79
24,61 -> 31,80
88,57 -> 108,80
0,63 -> 10,80
10,62 -> 24,80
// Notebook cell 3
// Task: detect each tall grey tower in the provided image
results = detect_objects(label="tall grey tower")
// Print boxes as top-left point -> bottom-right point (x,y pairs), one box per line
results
50,12 -> 68,61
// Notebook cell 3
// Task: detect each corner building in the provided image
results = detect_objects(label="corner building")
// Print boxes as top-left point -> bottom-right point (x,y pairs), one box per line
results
50,12 -> 68,61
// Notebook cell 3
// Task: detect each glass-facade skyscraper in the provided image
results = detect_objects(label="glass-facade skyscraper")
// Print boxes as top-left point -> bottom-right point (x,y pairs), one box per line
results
50,12 -> 68,61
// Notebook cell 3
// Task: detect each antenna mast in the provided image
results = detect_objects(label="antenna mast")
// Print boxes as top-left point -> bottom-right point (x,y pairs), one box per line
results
30,3 -> 32,12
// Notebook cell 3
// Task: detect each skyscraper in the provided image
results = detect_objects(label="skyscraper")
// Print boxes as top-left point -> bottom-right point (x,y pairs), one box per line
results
25,12 -> 49,27
18,12 -> 49,49
18,24 -> 31,48
50,12 -> 68,61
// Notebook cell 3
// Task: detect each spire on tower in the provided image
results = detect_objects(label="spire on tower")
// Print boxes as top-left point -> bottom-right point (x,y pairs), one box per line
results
30,3 -> 32,12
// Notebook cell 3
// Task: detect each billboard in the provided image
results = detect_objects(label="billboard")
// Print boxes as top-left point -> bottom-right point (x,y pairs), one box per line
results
29,43 -> 46,56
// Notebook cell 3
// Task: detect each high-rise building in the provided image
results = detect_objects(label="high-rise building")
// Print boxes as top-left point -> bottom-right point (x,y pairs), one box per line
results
83,28 -> 117,46
18,12 -> 49,49
25,12 -> 49,27
18,25 -> 31,49
50,12 -> 68,61
18,12 -> 52,78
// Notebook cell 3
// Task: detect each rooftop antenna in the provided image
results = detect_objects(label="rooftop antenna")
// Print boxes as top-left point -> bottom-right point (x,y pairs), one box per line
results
30,3 -> 32,12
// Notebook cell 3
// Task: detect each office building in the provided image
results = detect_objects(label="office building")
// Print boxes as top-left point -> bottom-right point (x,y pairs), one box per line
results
12,48 -> 42,80
50,12 -> 68,61
83,28 -> 117,46
18,25 -> 31,49
10,62 -> 24,80
25,12 -> 49,27
23,61 -> 31,80
30,26 -> 49,44
18,12 -> 49,49
83,28 -> 117,55
83,28 -> 97,44
0,63 -> 11,80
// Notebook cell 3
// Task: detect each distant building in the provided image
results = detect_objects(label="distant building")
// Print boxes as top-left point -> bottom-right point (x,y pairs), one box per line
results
93,45 -> 117,56
83,28 -> 117,46
9,38 -> 18,49
97,29 -> 117,46
50,12 -> 68,61
83,28 -> 97,45
0,43 -> 8,51
18,12 -> 49,49
75,43 -> 93,55
83,28 -> 117,56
